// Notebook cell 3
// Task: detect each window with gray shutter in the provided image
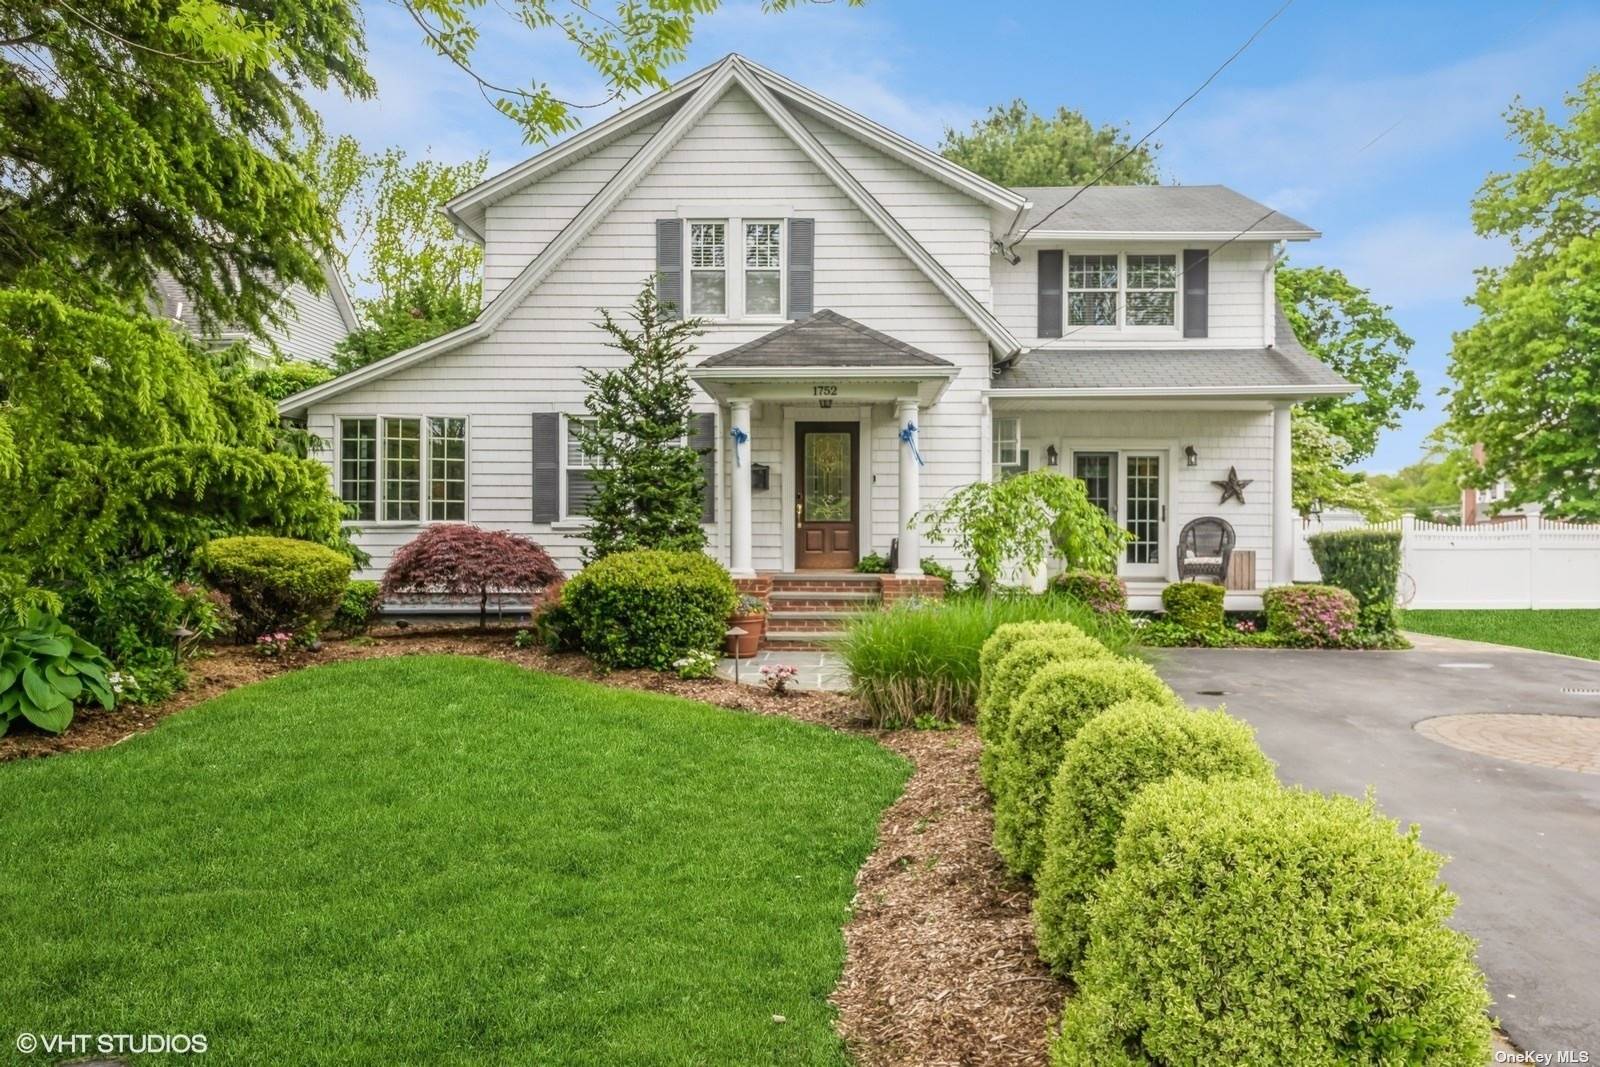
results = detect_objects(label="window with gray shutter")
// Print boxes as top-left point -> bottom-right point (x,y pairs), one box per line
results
656,219 -> 683,319
1037,249 -> 1063,338
787,218 -> 814,319
690,412 -> 716,522
1183,249 -> 1209,338
532,412 -> 560,523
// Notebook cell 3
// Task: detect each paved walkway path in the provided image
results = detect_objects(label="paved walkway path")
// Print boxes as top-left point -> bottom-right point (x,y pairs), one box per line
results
1152,633 -> 1600,1055
717,649 -> 849,691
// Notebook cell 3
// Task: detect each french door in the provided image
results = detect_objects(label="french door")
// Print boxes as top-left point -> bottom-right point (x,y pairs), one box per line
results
1073,450 -> 1166,577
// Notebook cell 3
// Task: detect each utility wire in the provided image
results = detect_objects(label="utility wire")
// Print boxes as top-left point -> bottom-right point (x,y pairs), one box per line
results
1007,0 -> 1295,251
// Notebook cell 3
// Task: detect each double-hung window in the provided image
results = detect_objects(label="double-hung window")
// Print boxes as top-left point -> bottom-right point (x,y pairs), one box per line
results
992,416 -> 1027,479
338,416 -> 467,523
1067,255 -> 1119,327
744,221 -> 782,316
565,416 -> 602,518
689,221 -> 727,315
1125,254 -> 1177,326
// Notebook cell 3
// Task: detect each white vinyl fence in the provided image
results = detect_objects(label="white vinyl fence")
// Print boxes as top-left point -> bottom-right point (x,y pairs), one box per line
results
1297,514 -> 1600,609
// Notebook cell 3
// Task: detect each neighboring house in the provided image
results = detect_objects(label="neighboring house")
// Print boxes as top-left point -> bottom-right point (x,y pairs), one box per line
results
1461,443 -> 1539,525
151,258 -> 359,366
278,54 -> 1353,606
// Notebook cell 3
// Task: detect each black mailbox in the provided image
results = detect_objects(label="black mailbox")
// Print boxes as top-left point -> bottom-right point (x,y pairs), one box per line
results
750,463 -> 770,491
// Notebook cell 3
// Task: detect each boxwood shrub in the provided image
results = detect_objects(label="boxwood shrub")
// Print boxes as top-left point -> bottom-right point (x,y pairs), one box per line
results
978,621 -> 1094,706
330,579 -> 383,635
1032,701 -> 1274,973
1263,583 -> 1360,648
563,549 -> 737,669
991,658 -> 1181,877
978,630 -> 1109,792
1051,569 -> 1127,617
1308,527 -> 1403,632
196,536 -> 351,641
1160,580 -> 1225,632
1056,777 -> 1492,1066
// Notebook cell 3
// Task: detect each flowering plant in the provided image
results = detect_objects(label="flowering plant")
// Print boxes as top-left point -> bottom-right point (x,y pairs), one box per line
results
759,663 -> 800,695
254,631 -> 293,658
1262,584 -> 1359,648
107,671 -> 138,696
1234,618 -> 1258,634
674,649 -> 719,680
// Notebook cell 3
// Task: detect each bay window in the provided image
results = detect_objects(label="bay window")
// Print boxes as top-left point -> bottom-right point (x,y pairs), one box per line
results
337,415 -> 467,523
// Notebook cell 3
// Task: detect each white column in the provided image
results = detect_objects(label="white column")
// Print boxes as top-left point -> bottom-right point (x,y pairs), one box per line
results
895,398 -> 922,576
729,397 -> 754,578
1271,400 -> 1294,584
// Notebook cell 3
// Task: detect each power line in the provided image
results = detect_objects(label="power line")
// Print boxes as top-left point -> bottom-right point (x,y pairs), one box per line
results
1007,0 -> 1295,251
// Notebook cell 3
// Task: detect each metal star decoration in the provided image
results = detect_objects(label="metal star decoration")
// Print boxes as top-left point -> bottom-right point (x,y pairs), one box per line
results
1212,465 -> 1253,505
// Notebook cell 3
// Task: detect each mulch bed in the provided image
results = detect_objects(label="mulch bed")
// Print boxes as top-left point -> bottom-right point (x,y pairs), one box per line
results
0,625 -> 1064,1064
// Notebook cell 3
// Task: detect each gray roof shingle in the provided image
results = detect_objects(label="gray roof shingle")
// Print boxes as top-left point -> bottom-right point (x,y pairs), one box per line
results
992,304 -> 1351,394
696,309 -> 954,369
1011,184 -> 1316,237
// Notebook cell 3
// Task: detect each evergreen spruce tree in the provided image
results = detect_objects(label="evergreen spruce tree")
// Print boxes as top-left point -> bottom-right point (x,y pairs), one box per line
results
577,285 -> 708,562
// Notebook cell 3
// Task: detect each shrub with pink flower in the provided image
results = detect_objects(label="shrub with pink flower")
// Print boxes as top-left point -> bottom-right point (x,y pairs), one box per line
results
255,631 -> 294,658
759,663 -> 800,696
1262,584 -> 1359,648
1052,569 -> 1128,617
1234,618 -> 1258,634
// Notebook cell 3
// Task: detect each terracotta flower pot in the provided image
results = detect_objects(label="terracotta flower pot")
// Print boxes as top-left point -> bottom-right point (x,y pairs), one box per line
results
725,612 -> 765,658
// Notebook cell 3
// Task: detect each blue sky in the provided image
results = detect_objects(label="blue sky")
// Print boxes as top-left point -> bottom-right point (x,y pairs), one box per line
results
315,0 -> 1600,472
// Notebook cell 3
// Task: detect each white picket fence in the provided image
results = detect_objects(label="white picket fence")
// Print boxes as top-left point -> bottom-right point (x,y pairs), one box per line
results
1297,514 -> 1600,609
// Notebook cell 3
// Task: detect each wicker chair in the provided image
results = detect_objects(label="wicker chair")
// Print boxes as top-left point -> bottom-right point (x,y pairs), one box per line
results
1176,517 -> 1235,583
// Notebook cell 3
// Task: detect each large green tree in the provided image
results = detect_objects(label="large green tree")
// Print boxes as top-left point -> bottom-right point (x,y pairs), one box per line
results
1447,70 -> 1600,520
312,136 -> 488,371
939,100 -> 1159,187
1363,429 -> 1472,523
1277,263 -> 1421,464
0,0 -> 371,334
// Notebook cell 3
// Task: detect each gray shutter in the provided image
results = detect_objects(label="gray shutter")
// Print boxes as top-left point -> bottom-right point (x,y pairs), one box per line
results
656,219 -> 683,320
532,412 -> 560,523
787,217 -> 814,319
1183,249 -> 1209,338
1037,249 -> 1063,338
690,412 -> 717,523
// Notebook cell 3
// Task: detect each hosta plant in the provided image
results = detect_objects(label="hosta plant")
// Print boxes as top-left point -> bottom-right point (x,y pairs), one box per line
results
0,610 -> 116,735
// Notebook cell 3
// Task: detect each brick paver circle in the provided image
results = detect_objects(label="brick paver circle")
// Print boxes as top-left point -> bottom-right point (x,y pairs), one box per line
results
1415,713 -> 1600,774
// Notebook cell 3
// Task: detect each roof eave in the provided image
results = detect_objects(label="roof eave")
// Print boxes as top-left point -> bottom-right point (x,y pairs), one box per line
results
691,365 -> 957,380
1013,229 -> 1321,243
985,383 -> 1357,400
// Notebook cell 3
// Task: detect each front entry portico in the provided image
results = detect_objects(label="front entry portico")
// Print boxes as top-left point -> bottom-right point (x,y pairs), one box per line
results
689,310 -> 957,579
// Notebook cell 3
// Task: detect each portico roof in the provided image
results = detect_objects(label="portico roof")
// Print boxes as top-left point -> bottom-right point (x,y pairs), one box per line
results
695,310 -> 954,370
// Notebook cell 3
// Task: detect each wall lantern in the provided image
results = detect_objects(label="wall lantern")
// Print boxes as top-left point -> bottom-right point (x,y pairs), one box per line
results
1045,444 -> 1059,467
1185,445 -> 1199,467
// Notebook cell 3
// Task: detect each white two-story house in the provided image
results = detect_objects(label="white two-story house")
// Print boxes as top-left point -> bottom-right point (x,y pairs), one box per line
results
278,54 -> 1352,607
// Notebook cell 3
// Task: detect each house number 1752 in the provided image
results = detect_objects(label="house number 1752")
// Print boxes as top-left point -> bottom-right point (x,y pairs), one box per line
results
812,385 -> 838,396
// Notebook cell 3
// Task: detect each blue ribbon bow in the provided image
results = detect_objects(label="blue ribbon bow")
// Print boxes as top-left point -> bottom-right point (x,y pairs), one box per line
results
899,421 -> 925,466
729,425 -> 749,467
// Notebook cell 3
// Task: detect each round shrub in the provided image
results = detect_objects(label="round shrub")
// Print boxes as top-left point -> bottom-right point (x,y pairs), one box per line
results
1052,569 -> 1127,617
1055,777 -> 1492,1066
978,631 -> 1109,793
992,658 -> 1181,877
1263,583 -> 1359,647
197,536 -> 351,640
1161,580 -> 1225,631
1032,701 -> 1274,974
563,549 -> 737,669
331,579 -> 383,635
978,621 -> 1091,706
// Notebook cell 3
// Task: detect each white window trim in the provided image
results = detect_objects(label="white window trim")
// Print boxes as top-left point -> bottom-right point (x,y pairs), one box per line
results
1061,249 -> 1184,337
992,415 -> 1022,470
336,414 -> 470,527
559,414 -> 599,526
683,216 -> 787,324
742,218 -> 785,320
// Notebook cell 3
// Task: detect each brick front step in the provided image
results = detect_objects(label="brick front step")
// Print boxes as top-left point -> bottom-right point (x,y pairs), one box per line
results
768,575 -> 883,595
765,610 -> 863,633
767,594 -> 880,614
763,629 -> 847,648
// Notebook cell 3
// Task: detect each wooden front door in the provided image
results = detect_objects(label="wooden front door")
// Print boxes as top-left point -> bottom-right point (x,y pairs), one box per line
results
795,422 -> 859,570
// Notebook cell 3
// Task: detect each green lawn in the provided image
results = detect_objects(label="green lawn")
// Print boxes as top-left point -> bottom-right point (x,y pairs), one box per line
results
0,656 -> 909,1066
1402,609 -> 1600,661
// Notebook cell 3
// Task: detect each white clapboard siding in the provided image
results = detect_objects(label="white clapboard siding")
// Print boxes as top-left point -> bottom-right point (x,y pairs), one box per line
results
1008,408 -> 1277,589
307,85 -> 990,577
992,240 -> 1273,348
266,280 -> 351,366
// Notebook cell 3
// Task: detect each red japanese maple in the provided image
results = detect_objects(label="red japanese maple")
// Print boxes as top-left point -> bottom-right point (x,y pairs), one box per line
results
382,525 -> 562,628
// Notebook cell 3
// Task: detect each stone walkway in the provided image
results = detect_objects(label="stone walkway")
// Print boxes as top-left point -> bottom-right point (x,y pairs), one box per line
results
1417,712 -> 1600,774
717,649 -> 849,691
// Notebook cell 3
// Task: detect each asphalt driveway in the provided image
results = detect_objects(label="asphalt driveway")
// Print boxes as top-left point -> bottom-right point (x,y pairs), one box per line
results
1151,634 -> 1600,1056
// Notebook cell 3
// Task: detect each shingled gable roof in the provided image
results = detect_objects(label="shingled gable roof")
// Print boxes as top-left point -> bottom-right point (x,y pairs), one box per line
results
696,310 -> 954,369
444,55 -> 1025,243
281,55 -> 1020,416
990,303 -> 1355,398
